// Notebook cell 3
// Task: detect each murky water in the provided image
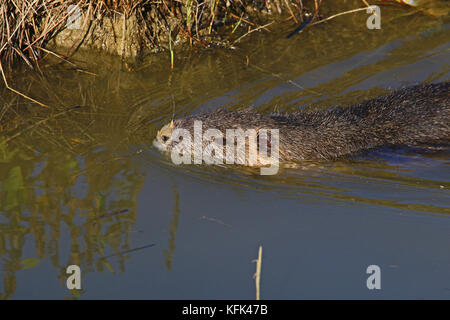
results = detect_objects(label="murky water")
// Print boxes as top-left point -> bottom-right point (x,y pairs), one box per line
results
1,2 -> 449,299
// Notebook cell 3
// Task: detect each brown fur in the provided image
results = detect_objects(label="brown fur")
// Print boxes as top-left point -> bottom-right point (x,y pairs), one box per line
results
155,82 -> 449,161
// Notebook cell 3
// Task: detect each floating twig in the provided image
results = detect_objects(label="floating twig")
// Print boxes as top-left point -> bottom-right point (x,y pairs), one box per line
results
232,21 -> 274,45
100,243 -> 156,260
286,15 -> 313,38
200,216 -> 232,227
99,209 -> 130,219
309,7 -> 370,27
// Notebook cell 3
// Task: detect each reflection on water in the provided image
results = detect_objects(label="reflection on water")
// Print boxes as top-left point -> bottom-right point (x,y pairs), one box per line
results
164,181 -> 180,271
0,0 -> 449,298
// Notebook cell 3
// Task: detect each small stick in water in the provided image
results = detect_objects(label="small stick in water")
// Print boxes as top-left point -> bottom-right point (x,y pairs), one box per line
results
286,15 -> 313,39
253,245 -> 263,300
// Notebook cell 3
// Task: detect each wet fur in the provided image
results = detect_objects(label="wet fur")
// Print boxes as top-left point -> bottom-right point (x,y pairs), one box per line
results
157,82 -> 449,161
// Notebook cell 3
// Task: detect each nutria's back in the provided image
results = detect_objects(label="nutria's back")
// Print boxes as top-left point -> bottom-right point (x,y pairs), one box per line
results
154,82 -> 449,162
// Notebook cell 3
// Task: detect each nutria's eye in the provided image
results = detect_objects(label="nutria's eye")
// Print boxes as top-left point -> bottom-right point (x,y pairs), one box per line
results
162,135 -> 169,143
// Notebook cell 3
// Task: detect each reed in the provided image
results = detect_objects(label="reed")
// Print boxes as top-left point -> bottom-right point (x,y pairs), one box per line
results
0,0 -> 317,69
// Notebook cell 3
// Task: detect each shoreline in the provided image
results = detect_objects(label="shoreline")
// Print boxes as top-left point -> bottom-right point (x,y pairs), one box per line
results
0,0 -> 319,66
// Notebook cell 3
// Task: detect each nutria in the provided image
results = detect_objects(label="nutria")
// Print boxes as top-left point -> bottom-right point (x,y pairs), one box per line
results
154,82 -> 449,164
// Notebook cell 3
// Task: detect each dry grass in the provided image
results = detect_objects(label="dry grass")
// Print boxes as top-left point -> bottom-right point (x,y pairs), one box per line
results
1,0 -> 84,68
0,0 -> 319,69
0,0 -> 322,114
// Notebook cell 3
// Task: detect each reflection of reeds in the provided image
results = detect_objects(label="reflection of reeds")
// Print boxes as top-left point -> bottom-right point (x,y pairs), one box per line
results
164,182 -> 180,270
0,64 -> 150,299
0,139 -> 145,298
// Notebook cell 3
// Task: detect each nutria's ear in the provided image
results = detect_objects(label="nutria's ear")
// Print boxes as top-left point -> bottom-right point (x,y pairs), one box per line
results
170,120 -> 174,128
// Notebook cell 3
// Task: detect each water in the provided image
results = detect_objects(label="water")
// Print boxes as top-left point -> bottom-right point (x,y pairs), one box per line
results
0,1 -> 449,299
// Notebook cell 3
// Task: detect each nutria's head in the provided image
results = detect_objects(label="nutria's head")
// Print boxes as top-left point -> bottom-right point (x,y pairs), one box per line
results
153,117 -> 222,156
153,120 -> 176,152
153,112 -> 281,174
153,110 -> 273,154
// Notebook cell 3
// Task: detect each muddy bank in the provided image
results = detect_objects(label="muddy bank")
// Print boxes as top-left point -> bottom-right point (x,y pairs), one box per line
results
1,0 -> 319,65
2,1 -> 449,67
